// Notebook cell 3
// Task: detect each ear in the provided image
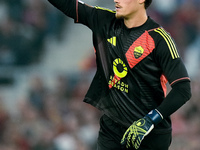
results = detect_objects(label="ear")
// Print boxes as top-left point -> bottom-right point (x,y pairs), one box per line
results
138,0 -> 145,4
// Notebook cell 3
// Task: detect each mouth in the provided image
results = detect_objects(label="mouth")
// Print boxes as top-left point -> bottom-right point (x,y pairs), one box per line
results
115,5 -> 121,11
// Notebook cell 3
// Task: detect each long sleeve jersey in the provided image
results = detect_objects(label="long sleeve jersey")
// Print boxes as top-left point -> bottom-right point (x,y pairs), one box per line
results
48,0 -> 191,132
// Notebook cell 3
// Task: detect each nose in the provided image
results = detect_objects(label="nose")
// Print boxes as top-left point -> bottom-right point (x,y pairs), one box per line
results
114,0 -> 118,3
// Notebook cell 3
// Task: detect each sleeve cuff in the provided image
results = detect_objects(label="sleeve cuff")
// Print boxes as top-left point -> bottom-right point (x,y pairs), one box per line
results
146,109 -> 163,125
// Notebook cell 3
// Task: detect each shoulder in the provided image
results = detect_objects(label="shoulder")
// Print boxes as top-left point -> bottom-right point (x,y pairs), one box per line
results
94,6 -> 116,14
149,27 -> 171,39
149,27 -> 180,59
148,27 -> 175,47
93,6 -> 116,20
78,1 -> 115,17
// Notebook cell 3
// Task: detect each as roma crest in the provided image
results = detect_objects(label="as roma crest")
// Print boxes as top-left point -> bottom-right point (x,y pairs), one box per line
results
134,46 -> 144,59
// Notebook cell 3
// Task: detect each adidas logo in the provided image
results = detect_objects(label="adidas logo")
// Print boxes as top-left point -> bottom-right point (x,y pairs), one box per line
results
107,36 -> 116,46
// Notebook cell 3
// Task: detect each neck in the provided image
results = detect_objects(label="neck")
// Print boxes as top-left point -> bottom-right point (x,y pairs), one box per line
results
124,11 -> 148,28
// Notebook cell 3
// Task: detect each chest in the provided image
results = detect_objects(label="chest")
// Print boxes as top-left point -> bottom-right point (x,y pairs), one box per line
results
105,24 -> 156,70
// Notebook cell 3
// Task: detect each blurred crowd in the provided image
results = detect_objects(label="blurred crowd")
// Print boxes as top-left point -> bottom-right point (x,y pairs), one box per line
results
0,73 -> 101,150
0,0 -> 200,150
0,0 -> 65,66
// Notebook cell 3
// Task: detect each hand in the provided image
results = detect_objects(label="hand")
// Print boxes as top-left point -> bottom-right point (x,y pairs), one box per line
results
121,116 -> 154,149
121,109 -> 163,149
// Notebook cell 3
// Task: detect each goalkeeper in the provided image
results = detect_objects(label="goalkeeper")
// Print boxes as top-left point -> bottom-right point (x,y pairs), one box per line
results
47,0 -> 191,149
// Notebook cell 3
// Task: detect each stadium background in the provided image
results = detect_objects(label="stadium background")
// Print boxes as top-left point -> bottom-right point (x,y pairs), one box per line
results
0,0 -> 199,149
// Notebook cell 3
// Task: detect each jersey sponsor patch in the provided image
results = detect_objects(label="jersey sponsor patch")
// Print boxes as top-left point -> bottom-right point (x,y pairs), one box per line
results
108,58 -> 128,93
113,58 -> 128,78
108,75 -> 129,93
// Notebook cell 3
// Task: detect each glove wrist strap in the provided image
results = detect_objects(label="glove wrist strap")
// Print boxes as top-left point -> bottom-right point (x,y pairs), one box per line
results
146,109 -> 163,125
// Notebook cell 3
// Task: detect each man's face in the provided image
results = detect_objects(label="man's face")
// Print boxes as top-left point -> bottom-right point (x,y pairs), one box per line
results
114,0 -> 144,19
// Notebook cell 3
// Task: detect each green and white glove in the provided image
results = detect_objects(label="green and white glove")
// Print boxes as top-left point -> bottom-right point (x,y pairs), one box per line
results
121,109 -> 163,149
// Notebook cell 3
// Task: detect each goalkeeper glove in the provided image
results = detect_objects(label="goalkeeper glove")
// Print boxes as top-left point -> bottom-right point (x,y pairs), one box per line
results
121,109 -> 163,149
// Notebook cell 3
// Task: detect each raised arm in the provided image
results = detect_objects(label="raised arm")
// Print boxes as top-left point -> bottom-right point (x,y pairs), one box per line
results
47,0 -> 116,32
48,0 -> 77,19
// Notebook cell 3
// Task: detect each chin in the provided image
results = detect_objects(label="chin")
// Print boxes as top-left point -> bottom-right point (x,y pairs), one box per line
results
115,13 -> 123,19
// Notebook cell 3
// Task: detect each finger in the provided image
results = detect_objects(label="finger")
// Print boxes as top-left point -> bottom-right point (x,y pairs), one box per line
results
121,130 -> 130,146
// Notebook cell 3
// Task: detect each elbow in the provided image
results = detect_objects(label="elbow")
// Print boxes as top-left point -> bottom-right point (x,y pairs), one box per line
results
172,80 -> 192,103
186,81 -> 192,102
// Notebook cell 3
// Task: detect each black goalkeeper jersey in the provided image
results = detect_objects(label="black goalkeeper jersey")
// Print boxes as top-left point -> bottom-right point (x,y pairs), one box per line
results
48,0 -> 190,132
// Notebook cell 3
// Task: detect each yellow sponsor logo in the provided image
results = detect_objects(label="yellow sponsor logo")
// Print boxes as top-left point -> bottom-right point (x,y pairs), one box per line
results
108,58 -> 129,93
113,58 -> 128,78
108,76 -> 129,93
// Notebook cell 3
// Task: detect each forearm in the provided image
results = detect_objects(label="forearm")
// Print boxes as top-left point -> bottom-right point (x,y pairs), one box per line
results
121,80 -> 191,149
157,80 -> 191,119
48,0 -> 76,19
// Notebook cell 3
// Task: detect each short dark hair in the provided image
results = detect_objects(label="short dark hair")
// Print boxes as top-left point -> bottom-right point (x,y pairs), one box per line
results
144,0 -> 152,9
